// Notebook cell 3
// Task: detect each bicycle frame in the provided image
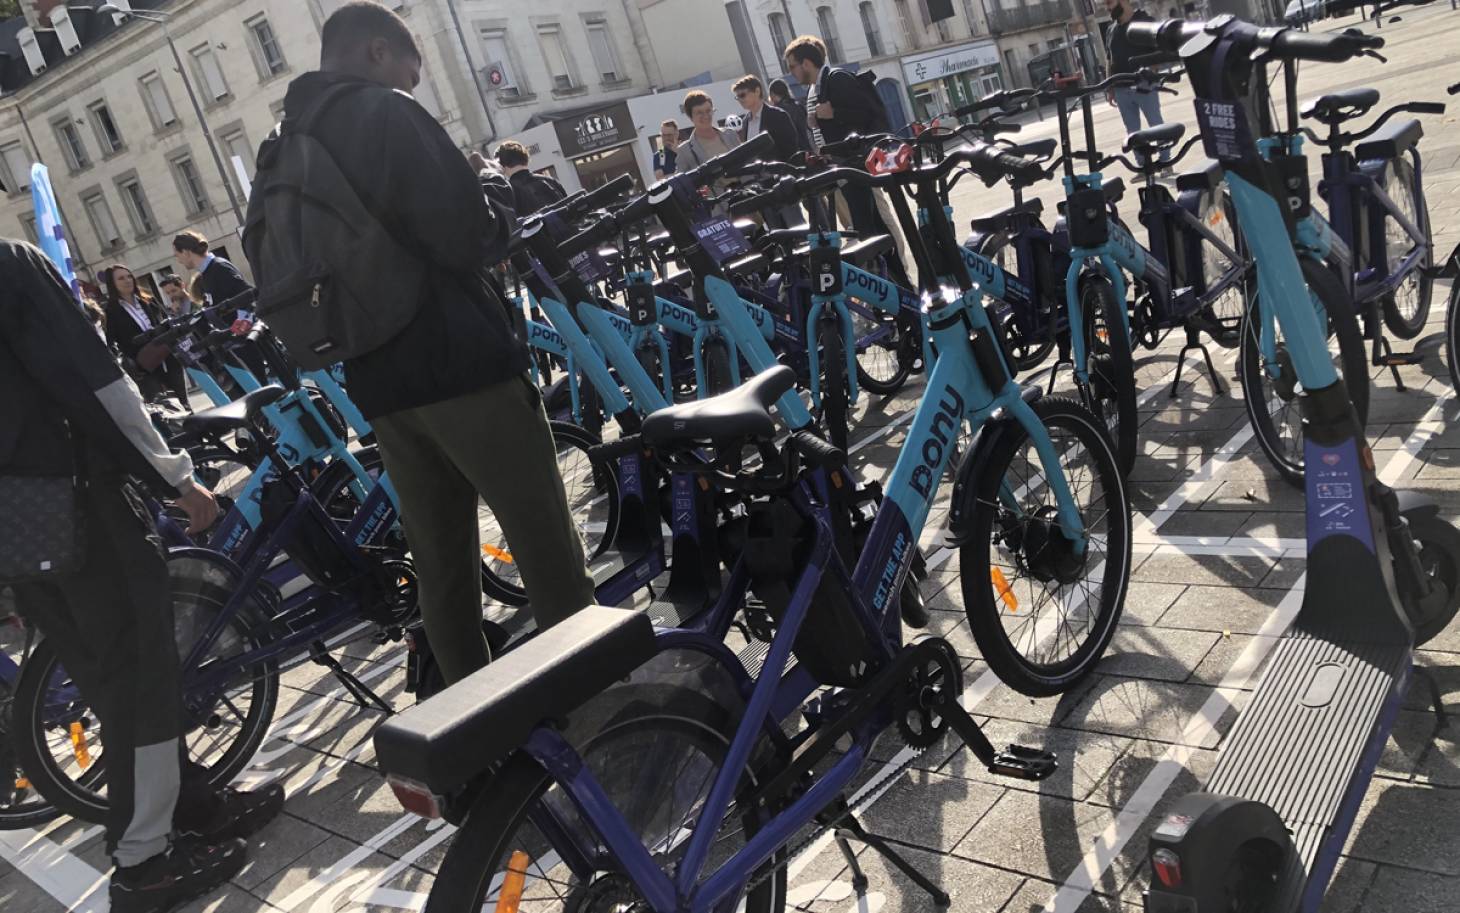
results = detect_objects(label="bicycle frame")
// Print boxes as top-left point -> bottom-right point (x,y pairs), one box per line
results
1319,138 -> 1429,303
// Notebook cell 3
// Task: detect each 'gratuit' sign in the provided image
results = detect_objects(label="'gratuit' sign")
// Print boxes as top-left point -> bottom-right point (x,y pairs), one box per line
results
555,102 -> 634,157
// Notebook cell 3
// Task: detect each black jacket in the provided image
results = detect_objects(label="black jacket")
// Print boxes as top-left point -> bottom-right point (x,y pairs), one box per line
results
103,295 -> 167,365
197,256 -> 254,318
508,169 -> 568,217
813,66 -> 879,145
737,103 -> 800,163
273,71 -> 528,420
775,96 -> 813,153
0,240 -> 192,492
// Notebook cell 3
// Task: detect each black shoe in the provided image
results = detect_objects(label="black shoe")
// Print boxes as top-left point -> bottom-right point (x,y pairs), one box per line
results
176,783 -> 285,843
110,838 -> 247,913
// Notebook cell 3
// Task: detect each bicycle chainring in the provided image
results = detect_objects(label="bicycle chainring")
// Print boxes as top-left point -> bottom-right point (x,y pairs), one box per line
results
895,641 -> 963,749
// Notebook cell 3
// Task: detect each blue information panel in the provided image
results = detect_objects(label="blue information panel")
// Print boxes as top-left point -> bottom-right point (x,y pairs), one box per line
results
1305,437 -> 1374,553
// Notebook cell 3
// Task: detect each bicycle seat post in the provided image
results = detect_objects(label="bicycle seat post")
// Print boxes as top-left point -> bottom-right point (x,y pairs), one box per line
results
1054,95 -> 1077,182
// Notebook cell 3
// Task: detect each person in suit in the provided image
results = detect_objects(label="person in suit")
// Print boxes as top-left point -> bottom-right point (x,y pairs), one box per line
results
734,74 -> 804,228
102,264 -> 189,407
172,231 -> 268,382
653,120 -> 680,179
769,78 -> 812,154
784,34 -> 913,289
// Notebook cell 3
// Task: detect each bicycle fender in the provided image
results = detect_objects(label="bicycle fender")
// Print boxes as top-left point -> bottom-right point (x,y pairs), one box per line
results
1397,489 -> 1441,523
945,385 -> 1044,548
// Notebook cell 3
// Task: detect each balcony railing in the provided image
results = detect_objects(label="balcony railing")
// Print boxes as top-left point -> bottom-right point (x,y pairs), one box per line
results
987,0 -> 1072,34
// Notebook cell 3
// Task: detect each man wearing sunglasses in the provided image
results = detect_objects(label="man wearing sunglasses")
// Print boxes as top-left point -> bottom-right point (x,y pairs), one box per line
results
734,74 -> 804,228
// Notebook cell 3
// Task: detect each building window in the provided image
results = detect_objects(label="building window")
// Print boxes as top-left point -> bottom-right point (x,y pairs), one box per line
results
768,12 -> 791,58
170,154 -> 211,216
52,118 -> 90,172
139,72 -> 179,130
117,176 -> 157,236
961,0 -> 983,35
0,141 -> 31,193
816,7 -> 843,64
858,3 -> 884,57
19,213 -> 38,245
191,45 -> 230,102
219,128 -> 253,195
538,25 -> 577,93
584,18 -> 622,83
82,191 -> 122,250
934,18 -> 951,42
87,101 -> 124,155
246,15 -> 288,78
480,28 -> 524,98
893,0 -> 919,52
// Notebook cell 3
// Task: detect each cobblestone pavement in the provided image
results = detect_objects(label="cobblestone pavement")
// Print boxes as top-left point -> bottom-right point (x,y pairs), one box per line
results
5,5 -> 1460,911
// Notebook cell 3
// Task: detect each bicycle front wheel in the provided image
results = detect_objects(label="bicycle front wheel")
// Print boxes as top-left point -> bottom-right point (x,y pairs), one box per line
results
1447,278 -> 1460,393
1381,155 -> 1433,340
960,395 -> 1131,696
477,421 -> 621,606
1078,274 -> 1138,477
426,691 -> 785,913
12,554 -> 278,824
852,308 -> 913,396
1238,258 -> 1369,488
818,316 -> 851,453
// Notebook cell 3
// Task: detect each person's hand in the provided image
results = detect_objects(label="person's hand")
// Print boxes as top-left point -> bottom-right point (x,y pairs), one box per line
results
815,101 -> 834,120
174,478 -> 219,535
230,318 -> 253,336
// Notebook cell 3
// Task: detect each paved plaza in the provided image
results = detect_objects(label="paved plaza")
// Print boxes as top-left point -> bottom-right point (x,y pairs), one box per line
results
5,5 -> 1460,911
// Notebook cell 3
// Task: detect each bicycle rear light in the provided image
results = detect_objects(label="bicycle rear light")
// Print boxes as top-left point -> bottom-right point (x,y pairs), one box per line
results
387,774 -> 444,819
866,144 -> 913,175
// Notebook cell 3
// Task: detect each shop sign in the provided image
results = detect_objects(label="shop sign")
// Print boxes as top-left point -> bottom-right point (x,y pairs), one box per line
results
901,41 -> 1000,86
555,102 -> 634,157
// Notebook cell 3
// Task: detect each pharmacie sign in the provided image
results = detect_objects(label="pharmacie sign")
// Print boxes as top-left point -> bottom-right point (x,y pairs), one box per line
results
902,41 -> 1000,86
556,102 -> 634,157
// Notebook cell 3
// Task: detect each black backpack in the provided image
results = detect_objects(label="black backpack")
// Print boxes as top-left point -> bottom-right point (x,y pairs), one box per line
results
242,83 -> 428,370
844,68 -> 892,133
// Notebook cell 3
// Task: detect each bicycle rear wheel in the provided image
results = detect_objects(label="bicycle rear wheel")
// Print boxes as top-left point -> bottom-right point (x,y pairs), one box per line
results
1078,274 -> 1138,477
0,676 -> 63,830
1381,155 -> 1433,340
978,233 -> 1056,372
1238,258 -> 1369,488
1199,190 -> 1251,349
476,422 -> 621,606
12,554 -> 278,825
851,308 -> 913,396
426,690 -> 785,913
703,337 -> 736,397
960,395 -> 1131,696
1446,279 -> 1460,393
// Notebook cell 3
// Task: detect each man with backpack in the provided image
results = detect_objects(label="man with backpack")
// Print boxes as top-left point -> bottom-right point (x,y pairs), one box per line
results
495,140 -> 568,217
243,1 -> 596,684
783,35 -> 913,289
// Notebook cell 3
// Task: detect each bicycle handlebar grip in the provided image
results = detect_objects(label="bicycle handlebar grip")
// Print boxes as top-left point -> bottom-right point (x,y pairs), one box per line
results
588,434 -> 644,463
728,180 -> 792,219
1409,101 -> 1447,115
1270,27 -> 1382,62
817,133 -> 878,158
1123,19 -> 1199,52
702,132 -> 776,178
790,430 -> 845,469
574,174 -> 634,212
559,194 -> 653,258
957,144 -> 1045,185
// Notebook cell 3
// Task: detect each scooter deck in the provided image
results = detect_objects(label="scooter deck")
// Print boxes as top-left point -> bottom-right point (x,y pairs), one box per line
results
1205,624 -> 1409,910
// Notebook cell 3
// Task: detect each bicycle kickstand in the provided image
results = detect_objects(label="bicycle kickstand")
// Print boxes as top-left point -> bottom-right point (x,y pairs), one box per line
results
1377,336 -> 1409,392
1172,326 -> 1227,399
309,640 -> 394,714
833,813 -> 951,908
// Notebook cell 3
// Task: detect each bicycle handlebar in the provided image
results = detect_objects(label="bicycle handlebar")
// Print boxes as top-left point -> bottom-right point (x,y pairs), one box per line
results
130,290 -> 257,349
538,173 -> 635,222
952,88 -> 1038,119
1125,18 -> 1383,63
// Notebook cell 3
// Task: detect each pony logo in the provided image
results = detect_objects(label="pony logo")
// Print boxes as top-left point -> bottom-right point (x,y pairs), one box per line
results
909,386 -> 965,499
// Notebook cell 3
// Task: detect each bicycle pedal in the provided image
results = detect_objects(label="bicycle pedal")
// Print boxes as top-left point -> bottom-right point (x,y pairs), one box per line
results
988,744 -> 1058,781
1379,352 -> 1424,367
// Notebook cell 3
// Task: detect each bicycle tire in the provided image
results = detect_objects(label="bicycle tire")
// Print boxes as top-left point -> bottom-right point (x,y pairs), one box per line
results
818,316 -> 851,454
703,337 -> 735,397
0,676 -> 64,830
475,421 -> 621,606
960,395 -> 1131,696
1238,258 -> 1369,488
425,689 -> 785,913
1079,273 -> 1138,477
1380,155 -> 1434,340
1447,279 -> 1460,393
12,553 -> 278,825
976,233 -> 1056,372
852,309 -> 912,396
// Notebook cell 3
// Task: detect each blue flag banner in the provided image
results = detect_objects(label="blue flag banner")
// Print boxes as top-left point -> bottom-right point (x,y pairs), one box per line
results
30,163 -> 81,303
